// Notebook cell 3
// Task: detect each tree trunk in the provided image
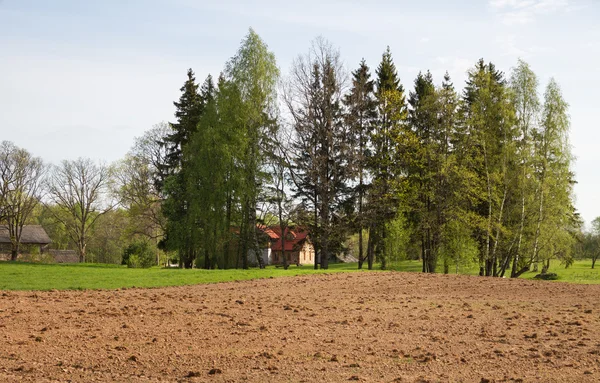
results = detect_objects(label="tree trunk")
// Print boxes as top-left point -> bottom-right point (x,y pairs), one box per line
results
79,242 -> 86,263
313,190 -> 319,270
281,224 -> 288,270
358,229 -> 364,269
367,226 -> 375,270
491,188 -> 508,277
380,224 -> 387,270
204,248 -> 210,270
421,235 -> 426,273
512,173 -> 527,277
358,162 -> 364,269
240,206 -> 248,270
223,188 -> 232,269
531,179 -> 544,273
320,193 -> 329,270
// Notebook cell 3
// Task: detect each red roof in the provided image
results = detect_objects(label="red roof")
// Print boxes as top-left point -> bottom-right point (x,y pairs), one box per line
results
270,227 -> 309,252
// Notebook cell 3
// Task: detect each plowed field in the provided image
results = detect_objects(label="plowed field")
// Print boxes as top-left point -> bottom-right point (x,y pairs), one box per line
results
1,272 -> 600,382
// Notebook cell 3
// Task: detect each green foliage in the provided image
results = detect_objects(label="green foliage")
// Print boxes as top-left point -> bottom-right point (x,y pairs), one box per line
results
0,141 -> 45,260
366,46 -> 409,270
287,37 -> 351,270
438,220 -> 479,274
11,30 -> 578,280
344,59 -> 377,268
534,272 -> 559,280
123,240 -> 155,269
385,215 -> 411,266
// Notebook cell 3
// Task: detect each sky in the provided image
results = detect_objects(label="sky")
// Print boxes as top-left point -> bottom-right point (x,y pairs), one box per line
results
0,0 -> 598,225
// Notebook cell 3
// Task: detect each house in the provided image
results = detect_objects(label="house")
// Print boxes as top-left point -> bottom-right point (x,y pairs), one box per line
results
231,225 -> 315,267
0,225 -> 51,260
267,227 -> 315,266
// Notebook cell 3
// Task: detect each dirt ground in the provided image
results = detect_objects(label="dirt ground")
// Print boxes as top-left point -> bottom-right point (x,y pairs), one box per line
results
1,272 -> 600,383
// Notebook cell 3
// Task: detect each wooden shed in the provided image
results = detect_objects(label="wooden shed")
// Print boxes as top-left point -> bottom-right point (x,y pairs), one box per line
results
0,225 -> 52,260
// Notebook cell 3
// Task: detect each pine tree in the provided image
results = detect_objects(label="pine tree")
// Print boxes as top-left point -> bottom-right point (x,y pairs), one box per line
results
160,70 -> 207,268
407,71 -> 440,272
344,59 -> 377,269
368,46 -> 408,270
461,59 -> 517,277
286,38 -> 350,270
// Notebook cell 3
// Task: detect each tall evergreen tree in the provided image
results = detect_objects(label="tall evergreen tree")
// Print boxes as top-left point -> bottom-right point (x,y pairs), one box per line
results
461,59 -> 517,277
160,70 -> 207,268
368,46 -> 408,270
344,59 -> 377,269
286,37 -> 350,270
160,69 -> 204,184
407,70 -> 440,272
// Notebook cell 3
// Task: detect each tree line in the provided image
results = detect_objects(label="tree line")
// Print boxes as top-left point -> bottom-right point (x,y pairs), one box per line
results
0,29 -> 590,275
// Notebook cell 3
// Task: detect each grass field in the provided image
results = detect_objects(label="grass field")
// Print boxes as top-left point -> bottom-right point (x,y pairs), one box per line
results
1,259 -> 598,291
0,261 -> 365,291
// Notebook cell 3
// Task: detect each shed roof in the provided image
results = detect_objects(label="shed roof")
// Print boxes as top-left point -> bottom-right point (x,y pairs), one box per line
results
0,225 -> 52,245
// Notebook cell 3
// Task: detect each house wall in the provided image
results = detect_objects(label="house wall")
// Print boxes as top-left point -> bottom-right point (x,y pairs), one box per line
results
297,242 -> 315,265
0,244 -> 48,261
271,250 -> 299,265
272,242 -> 315,266
48,250 -> 79,263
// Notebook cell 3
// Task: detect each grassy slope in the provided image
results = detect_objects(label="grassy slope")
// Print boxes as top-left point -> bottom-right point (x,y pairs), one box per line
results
1,259 -> 598,291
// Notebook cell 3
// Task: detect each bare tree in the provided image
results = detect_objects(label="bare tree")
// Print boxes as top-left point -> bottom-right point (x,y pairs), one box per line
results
0,141 -> 45,260
46,158 -> 114,263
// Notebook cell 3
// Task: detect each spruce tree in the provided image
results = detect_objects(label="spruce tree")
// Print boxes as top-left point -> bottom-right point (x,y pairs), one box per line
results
160,69 -> 206,268
461,59 -> 517,276
286,38 -> 350,270
368,46 -> 408,270
407,71 -> 439,272
344,59 -> 377,269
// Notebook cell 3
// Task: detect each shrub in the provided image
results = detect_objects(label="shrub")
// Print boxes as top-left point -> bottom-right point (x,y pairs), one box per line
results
122,241 -> 155,268
534,272 -> 559,281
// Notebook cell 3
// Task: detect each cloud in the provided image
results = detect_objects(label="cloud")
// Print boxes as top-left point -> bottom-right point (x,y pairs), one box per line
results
489,0 -> 573,25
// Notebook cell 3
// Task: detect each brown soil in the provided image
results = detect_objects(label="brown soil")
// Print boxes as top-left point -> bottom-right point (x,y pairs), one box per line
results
1,272 -> 600,382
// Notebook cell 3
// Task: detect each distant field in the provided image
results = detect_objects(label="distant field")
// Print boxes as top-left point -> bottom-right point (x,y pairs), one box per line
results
0,259 -> 598,291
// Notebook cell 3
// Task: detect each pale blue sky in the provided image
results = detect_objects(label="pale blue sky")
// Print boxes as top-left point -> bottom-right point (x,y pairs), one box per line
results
1,0 -> 598,224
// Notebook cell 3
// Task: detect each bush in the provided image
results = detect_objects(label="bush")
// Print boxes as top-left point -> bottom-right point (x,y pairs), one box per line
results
122,241 -> 155,268
534,272 -> 559,280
